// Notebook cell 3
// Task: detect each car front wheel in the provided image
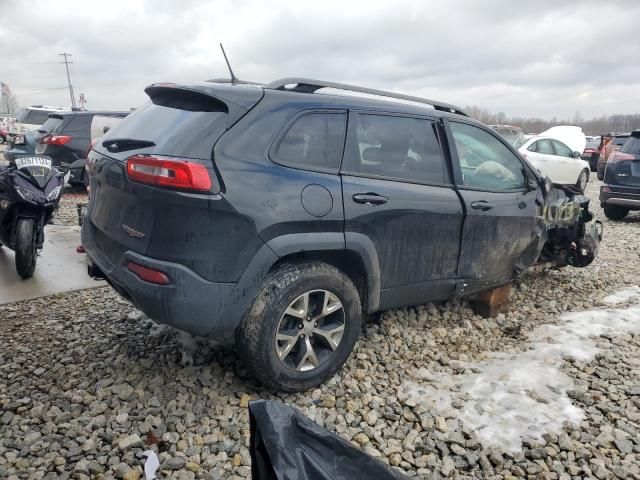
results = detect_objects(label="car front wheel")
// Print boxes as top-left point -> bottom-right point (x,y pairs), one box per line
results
237,261 -> 362,392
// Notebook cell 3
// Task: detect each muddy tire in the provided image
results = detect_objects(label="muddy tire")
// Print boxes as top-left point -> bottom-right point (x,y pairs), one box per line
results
237,261 -> 362,392
604,205 -> 629,221
15,218 -> 37,278
576,169 -> 589,192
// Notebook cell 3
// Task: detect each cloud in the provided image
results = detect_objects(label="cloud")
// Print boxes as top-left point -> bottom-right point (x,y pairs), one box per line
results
1,0 -> 639,118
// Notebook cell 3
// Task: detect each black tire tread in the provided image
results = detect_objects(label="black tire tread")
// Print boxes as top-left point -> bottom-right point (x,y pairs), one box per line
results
603,205 -> 629,221
15,218 -> 36,278
237,261 -> 361,392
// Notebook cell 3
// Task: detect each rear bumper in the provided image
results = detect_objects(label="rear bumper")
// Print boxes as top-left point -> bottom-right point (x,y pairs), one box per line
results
82,220 -> 236,340
600,187 -> 640,210
82,219 -> 278,342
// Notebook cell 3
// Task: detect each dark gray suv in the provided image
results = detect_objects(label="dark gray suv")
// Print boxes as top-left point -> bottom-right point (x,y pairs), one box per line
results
82,78 -> 601,391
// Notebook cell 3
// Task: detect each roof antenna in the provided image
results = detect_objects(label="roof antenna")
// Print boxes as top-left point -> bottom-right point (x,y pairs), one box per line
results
220,43 -> 238,84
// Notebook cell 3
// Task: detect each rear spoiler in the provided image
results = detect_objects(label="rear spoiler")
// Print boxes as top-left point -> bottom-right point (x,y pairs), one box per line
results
145,82 -> 263,128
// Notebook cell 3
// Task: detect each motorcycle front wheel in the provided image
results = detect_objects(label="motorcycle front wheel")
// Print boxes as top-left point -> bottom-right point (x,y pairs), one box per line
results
15,218 -> 37,278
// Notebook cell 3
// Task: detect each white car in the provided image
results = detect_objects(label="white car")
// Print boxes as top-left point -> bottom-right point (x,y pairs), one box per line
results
8,105 -> 66,136
518,136 -> 591,191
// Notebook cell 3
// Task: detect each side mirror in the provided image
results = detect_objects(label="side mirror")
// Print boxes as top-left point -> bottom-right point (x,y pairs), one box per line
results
572,151 -> 581,158
527,178 -> 539,192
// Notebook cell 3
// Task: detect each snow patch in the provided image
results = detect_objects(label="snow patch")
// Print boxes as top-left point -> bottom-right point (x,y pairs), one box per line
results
400,287 -> 640,452
601,286 -> 640,305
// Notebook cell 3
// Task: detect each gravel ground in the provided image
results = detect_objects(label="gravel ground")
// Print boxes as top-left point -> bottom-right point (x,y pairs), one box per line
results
1,179 -> 639,480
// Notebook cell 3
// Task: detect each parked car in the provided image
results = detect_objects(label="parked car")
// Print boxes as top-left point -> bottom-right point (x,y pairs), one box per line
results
0,128 -> 6,145
8,105 -> 66,137
35,111 -> 128,185
582,136 -> 601,171
4,131 -> 38,162
597,133 -> 630,180
518,136 -> 590,190
489,125 -> 527,148
82,78 -> 600,391
600,130 -> 640,220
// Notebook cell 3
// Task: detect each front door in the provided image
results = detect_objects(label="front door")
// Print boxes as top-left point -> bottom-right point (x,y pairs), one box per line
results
446,120 -> 539,294
341,112 -> 464,309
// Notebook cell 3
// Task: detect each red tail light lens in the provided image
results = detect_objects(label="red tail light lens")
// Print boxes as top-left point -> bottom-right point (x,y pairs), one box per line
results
126,155 -> 212,192
609,152 -> 634,164
127,261 -> 170,285
41,134 -> 72,146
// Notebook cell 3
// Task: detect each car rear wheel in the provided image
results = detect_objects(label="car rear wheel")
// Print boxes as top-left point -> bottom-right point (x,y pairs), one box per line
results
15,218 -> 37,278
604,205 -> 629,221
576,169 -> 589,192
237,261 -> 362,392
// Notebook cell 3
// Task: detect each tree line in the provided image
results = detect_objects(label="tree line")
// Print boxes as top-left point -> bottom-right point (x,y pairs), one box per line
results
465,105 -> 640,136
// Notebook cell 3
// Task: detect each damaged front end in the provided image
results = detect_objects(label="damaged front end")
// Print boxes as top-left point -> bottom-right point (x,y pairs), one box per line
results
534,181 -> 603,270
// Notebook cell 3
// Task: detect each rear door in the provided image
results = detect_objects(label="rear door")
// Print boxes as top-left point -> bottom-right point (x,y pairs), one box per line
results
446,120 -> 538,293
607,135 -> 640,191
526,139 -> 558,181
341,112 -> 463,309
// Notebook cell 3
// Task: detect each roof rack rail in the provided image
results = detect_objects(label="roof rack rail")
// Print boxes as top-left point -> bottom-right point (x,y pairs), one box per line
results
265,77 -> 468,117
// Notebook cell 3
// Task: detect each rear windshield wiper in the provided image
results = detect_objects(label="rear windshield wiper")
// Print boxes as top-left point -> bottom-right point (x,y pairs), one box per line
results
102,138 -> 156,153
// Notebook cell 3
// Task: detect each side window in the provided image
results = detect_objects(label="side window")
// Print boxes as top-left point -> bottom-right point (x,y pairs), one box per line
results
449,122 -> 526,191
527,141 -> 538,152
552,140 -> 572,157
272,112 -> 346,172
536,139 -> 554,155
342,114 -> 446,184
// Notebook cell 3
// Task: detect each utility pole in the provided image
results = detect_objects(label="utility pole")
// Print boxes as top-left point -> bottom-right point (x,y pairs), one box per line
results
59,52 -> 77,109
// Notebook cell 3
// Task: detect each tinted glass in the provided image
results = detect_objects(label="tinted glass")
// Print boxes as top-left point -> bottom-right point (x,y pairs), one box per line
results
450,122 -> 525,191
273,112 -> 346,171
621,137 -> 640,156
15,108 -> 27,123
343,114 -> 446,184
39,117 -> 63,133
25,110 -> 52,125
552,140 -> 572,157
614,137 -> 629,146
99,101 -> 227,160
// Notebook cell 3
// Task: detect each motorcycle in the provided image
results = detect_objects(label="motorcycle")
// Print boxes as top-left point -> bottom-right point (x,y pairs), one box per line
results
0,156 -> 66,278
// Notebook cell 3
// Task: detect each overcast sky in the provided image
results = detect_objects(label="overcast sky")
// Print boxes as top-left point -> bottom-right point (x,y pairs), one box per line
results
1,0 -> 638,119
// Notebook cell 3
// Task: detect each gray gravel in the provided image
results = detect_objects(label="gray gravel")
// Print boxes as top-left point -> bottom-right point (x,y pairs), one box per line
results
1,179 -> 639,479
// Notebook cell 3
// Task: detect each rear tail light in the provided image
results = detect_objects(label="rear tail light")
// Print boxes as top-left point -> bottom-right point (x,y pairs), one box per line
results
126,155 -> 212,192
609,152 -> 634,164
40,134 -> 72,146
127,261 -> 170,285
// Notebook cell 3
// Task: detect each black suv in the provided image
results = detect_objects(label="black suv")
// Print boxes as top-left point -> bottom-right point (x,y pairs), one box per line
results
82,78 -> 600,391
36,111 -> 128,185
600,130 -> 640,220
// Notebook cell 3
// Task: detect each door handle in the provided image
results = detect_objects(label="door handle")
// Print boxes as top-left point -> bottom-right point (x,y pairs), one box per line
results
470,200 -> 494,211
352,193 -> 388,206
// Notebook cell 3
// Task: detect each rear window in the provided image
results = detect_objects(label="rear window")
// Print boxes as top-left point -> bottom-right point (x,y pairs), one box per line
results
23,110 -> 53,126
272,112 -> 346,172
621,137 -> 640,156
614,136 -> 629,146
99,98 -> 227,160
39,117 -> 63,133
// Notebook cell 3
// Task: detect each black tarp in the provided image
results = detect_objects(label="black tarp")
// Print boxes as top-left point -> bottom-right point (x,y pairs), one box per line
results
249,399 -> 409,480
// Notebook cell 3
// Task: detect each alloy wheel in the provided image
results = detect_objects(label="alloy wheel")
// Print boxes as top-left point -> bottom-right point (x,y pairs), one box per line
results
275,289 -> 345,372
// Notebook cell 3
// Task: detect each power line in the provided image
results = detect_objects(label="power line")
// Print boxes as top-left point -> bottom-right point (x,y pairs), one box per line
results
0,61 -> 60,65
59,52 -> 77,109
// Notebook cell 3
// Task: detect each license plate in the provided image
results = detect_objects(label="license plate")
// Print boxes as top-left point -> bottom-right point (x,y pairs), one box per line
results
15,156 -> 52,170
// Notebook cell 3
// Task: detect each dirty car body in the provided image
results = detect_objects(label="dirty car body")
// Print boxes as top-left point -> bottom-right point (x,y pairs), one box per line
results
81,78 -> 601,390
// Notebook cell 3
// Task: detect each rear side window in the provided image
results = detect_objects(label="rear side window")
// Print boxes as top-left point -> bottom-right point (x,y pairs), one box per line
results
272,112 -> 346,172
621,137 -> 640,155
342,114 -> 446,184
529,139 -> 553,154
39,117 -> 63,133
